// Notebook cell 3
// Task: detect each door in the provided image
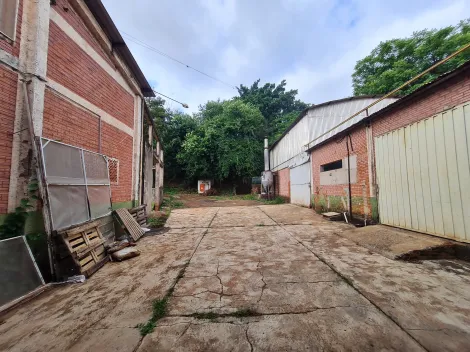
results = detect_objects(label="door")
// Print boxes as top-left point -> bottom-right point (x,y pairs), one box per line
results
375,103 -> 470,243
290,162 -> 311,206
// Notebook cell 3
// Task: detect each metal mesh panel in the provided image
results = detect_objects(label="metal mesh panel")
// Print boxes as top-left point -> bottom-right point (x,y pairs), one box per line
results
88,185 -> 111,219
83,151 -> 109,184
42,141 -> 85,184
0,237 -> 43,306
48,185 -> 89,230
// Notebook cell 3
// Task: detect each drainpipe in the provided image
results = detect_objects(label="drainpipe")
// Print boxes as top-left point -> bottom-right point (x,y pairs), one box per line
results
346,135 -> 353,220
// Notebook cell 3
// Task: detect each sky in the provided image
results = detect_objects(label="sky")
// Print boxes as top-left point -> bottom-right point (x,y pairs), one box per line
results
102,0 -> 470,113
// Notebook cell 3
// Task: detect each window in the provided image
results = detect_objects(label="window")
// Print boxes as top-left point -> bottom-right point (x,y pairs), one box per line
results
0,0 -> 19,41
320,160 -> 343,172
107,158 -> 119,184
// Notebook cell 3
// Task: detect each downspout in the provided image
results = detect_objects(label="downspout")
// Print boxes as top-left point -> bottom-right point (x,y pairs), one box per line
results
346,135 -> 353,220
139,97 -> 145,205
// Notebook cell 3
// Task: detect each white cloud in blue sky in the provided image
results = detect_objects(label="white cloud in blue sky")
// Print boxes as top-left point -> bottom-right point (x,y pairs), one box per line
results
102,0 -> 470,113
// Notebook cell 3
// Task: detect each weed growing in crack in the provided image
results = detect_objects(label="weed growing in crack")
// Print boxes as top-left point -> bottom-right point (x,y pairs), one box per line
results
190,308 -> 260,320
137,262 -> 190,336
231,308 -> 260,317
191,312 -> 219,320
137,297 -> 169,335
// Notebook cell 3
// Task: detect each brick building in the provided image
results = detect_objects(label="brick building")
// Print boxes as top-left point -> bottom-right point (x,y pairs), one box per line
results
0,0 -> 163,235
269,60 -> 470,243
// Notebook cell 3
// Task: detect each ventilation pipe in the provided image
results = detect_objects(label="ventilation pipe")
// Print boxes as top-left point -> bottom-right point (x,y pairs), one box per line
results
261,138 -> 273,199
264,138 -> 269,171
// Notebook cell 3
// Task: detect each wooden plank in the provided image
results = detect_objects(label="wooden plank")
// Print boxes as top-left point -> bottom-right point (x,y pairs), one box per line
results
63,219 -> 102,236
115,208 -> 145,241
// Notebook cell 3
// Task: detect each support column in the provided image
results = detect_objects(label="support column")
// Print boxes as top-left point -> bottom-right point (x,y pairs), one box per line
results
8,0 -> 50,212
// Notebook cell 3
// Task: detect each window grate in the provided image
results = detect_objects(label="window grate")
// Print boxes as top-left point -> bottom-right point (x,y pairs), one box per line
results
108,158 -> 119,184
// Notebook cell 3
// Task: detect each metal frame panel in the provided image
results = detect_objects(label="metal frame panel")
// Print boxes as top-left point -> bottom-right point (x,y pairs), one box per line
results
375,102 -> 470,242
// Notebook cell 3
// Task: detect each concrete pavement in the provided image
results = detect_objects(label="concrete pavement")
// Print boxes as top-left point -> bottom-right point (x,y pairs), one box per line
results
1,204 -> 469,351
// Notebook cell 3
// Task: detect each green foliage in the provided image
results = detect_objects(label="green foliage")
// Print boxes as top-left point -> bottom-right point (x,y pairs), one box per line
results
0,179 -> 38,240
146,97 -> 199,182
263,196 -> 286,205
353,19 -> 470,96
177,100 -> 265,182
137,297 -> 168,335
237,79 -> 308,142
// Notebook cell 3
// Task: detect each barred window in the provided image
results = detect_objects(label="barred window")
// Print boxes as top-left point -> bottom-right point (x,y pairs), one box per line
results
108,158 -> 119,184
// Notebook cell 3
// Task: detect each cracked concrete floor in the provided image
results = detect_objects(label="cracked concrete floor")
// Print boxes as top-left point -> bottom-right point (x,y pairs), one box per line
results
1,205 -> 470,351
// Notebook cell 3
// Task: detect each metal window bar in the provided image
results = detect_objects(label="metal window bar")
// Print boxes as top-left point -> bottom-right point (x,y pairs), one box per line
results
81,149 -> 91,220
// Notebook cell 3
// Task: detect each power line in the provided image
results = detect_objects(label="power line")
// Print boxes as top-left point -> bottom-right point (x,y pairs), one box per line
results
121,31 -> 237,90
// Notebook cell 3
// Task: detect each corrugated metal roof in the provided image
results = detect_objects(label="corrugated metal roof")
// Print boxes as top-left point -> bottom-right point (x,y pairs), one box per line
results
269,96 -> 398,171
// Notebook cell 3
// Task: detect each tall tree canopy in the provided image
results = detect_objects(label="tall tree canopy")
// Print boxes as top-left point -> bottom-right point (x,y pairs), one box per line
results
177,100 -> 265,182
352,19 -> 470,96
146,97 -> 198,181
237,79 -> 308,142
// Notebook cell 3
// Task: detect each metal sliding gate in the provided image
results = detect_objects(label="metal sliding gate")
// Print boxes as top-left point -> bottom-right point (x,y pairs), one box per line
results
375,103 -> 470,242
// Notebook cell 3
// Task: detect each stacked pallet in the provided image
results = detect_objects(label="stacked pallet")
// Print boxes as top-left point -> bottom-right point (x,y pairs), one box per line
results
114,208 -> 145,242
129,204 -> 147,226
57,220 -> 109,278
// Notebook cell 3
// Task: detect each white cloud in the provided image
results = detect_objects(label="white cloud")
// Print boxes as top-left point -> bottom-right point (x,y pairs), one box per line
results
102,0 -> 470,112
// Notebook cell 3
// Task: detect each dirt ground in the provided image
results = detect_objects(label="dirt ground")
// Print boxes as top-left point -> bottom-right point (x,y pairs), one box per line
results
174,193 -> 261,208
1,204 -> 470,351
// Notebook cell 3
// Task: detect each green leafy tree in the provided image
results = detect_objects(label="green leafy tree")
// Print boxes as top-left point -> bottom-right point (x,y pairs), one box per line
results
146,97 -> 198,182
353,19 -> 470,96
177,100 -> 264,182
237,79 -> 308,142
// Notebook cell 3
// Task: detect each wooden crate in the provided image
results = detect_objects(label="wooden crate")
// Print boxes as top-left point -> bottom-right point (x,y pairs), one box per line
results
57,220 -> 109,277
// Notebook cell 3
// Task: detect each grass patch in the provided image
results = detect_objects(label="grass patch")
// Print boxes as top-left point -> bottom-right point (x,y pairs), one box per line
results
147,214 -> 168,228
191,308 -> 260,320
137,262 -> 190,336
137,297 -> 169,335
262,196 -> 286,205
161,194 -> 185,210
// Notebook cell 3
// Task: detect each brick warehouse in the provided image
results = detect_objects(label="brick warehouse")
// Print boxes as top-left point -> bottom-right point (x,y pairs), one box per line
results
269,60 -> 470,243
0,0 -> 163,234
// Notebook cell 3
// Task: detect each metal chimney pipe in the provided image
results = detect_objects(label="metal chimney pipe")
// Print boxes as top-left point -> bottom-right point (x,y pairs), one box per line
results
264,138 -> 269,171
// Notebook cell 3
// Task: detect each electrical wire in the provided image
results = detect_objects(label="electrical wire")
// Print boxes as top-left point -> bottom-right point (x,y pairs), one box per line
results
121,32 -> 237,90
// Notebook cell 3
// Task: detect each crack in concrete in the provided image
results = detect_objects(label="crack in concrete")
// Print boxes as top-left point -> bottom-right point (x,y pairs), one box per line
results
245,325 -> 254,352
216,260 -> 224,302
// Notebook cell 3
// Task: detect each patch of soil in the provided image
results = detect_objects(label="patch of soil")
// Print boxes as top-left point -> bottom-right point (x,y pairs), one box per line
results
178,194 -> 260,208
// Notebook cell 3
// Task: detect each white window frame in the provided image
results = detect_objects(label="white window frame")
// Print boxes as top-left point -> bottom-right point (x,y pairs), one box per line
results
0,0 -> 19,42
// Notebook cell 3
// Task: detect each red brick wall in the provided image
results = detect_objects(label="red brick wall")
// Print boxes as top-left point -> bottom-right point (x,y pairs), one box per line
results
372,70 -> 470,138
0,67 -> 19,214
47,21 -> 135,128
311,128 -> 371,216
0,0 -> 23,57
42,90 -> 133,203
52,0 -> 114,67
275,168 -> 290,199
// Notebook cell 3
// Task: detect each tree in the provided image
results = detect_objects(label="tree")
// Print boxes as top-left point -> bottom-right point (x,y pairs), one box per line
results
177,100 -> 265,183
353,19 -> 470,96
146,97 -> 198,182
237,79 -> 308,142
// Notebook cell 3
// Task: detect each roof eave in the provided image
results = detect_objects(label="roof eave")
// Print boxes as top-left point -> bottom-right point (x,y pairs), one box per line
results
84,0 -> 155,98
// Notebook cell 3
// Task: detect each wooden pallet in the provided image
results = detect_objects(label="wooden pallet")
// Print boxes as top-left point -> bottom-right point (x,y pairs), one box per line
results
58,220 -> 109,277
114,208 -> 145,242
129,204 -> 148,226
